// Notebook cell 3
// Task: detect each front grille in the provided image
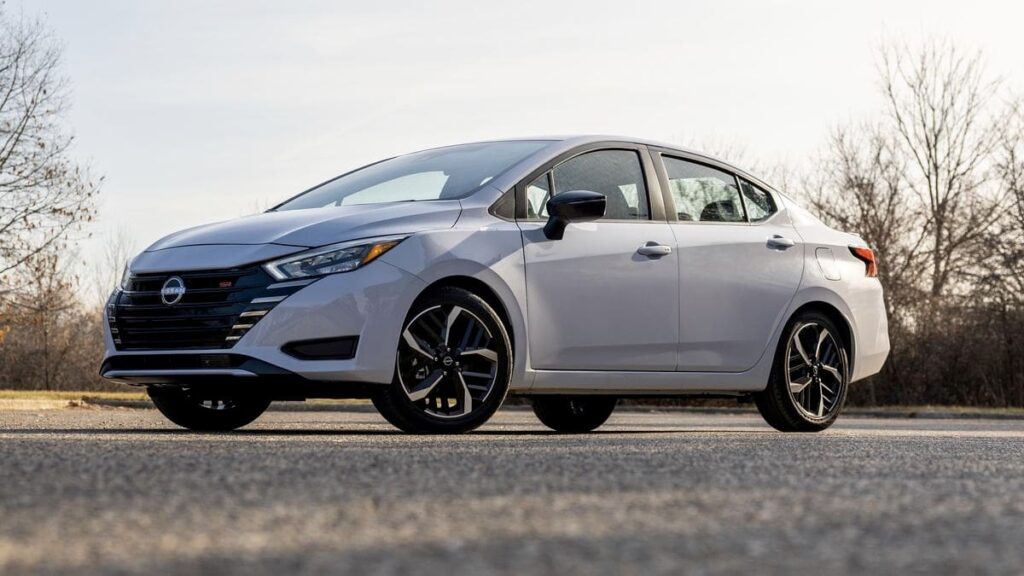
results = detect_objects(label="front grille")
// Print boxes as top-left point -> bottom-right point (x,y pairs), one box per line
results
108,266 -> 309,350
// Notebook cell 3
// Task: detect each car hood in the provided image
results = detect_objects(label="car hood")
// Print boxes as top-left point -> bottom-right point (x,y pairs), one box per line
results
146,200 -> 463,251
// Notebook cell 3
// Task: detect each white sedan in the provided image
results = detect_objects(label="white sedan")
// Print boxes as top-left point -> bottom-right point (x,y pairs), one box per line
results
101,136 -> 889,433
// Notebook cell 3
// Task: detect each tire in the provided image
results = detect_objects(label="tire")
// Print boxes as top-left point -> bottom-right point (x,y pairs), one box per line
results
531,396 -> 617,433
755,311 -> 850,432
372,286 -> 513,434
148,387 -> 270,431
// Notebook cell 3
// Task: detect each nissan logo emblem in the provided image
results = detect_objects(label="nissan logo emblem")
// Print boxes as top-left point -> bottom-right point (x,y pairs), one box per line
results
160,276 -> 186,305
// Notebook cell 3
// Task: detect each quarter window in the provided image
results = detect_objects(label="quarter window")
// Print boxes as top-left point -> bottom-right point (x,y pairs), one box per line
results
525,173 -> 552,219
662,156 -> 745,223
551,150 -> 649,220
739,179 -> 777,222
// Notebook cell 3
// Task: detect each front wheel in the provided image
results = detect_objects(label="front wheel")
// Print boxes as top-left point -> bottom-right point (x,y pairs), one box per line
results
755,311 -> 850,432
372,287 -> 513,434
531,396 -> 617,433
148,387 -> 270,431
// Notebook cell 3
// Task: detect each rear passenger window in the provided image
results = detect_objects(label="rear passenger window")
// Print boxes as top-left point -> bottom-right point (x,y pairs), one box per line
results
739,179 -> 777,222
552,150 -> 649,220
662,156 -> 745,223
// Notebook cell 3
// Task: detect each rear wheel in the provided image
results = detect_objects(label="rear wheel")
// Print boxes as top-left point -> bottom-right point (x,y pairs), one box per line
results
531,396 -> 617,433
372,287 -> 512,434
755,311 -> 849,432
148,387 -> 270,431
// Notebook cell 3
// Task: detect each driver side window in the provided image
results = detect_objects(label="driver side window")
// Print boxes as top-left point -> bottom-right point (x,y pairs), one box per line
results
522,150 -> 650,221
553,150 -> 649,220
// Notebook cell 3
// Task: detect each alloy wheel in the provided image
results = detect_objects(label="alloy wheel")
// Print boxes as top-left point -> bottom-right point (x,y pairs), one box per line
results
396,304 -> 500,419
785,321 -> 848,420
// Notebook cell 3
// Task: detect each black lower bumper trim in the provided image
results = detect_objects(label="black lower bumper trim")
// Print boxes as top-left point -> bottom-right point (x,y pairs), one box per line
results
100,353 -> 382,399
101,354 -> 290,375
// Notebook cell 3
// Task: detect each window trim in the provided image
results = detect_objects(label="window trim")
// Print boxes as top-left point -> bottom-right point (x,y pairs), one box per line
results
513,142 -> 668,223
650,148 -> 782,226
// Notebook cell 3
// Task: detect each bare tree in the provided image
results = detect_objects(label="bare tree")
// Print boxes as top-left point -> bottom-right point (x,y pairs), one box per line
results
990,102 -> 1024,296
808,124 -> 928,315
0,7 -> 98,283
0,242 -> 81,389
879,40 -> 1009,298
803,40 -> 1022,406
90,225 -> 137,307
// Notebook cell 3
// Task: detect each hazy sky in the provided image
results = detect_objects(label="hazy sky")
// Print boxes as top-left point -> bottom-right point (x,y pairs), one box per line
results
14,0 -> 1024,292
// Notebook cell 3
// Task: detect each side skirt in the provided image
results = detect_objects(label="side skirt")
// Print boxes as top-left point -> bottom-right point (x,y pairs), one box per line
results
527,368 -> 770,394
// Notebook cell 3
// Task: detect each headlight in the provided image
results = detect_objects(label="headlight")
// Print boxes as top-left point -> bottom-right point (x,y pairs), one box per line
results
263,235 -> 407,280
119,264 -> 132,290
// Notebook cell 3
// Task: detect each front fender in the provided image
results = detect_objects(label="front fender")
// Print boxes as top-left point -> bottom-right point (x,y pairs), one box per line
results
380,225 -> 532,389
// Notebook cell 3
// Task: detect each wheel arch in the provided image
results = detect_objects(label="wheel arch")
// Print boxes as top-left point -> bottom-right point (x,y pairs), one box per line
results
787,300 -> 855,376
415,276 -> 515,354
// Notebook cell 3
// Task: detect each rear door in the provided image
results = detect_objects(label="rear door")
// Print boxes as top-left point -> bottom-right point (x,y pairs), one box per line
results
518,146 -> 679,371
655,152 -> 804,372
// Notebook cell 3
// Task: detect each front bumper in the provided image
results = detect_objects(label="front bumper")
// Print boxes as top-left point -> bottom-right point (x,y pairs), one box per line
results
101,260 -> 426,388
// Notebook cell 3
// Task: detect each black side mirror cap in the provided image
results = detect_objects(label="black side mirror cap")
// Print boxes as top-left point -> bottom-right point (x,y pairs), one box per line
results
543,190 -> 606,240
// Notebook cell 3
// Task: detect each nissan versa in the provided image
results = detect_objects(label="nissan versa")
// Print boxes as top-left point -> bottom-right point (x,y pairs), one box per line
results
101,136 -> 890,434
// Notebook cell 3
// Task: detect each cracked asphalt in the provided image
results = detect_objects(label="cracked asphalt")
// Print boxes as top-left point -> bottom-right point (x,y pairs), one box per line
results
1,407 -> 1023,575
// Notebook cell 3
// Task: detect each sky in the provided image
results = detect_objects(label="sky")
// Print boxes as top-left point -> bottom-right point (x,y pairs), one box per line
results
13,0 -> 1024,295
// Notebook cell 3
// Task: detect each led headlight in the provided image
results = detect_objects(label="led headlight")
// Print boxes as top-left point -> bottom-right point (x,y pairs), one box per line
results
119,264 -> 132,290
263,235 -> 407,280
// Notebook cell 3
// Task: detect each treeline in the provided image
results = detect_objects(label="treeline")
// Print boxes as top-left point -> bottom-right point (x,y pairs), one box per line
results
0,253 -> 113,391
1,6 -> 1022,404
0,9 -> 111,391
804,41 -> 1024,407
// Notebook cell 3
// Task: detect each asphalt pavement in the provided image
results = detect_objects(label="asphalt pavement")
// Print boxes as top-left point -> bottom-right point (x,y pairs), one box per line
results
2,407 -> 1023,575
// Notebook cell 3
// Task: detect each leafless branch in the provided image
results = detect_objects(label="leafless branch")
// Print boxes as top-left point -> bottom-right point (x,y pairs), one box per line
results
0,7 -> 98,284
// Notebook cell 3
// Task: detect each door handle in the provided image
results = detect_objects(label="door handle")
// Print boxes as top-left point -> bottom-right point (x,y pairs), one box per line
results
766,235 -> 796,250
637,242 -> 672,257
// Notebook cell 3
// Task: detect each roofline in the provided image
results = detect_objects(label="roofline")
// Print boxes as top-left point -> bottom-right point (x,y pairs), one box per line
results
398,134 -> 726,166
545,135 -> 768,181
479,135 -> 781,197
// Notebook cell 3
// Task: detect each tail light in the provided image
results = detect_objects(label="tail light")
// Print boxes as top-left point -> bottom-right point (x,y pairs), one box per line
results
849,246 -> 878,277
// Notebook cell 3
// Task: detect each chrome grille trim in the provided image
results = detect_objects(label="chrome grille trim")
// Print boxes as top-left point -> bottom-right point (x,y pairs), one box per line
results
251,295 -> 287,304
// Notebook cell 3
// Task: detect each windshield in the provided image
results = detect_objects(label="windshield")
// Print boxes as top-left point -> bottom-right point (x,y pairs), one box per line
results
275,140 -> 550,210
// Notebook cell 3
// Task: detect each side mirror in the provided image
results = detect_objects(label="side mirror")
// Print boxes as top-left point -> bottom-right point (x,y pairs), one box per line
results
543,190 -> 606,240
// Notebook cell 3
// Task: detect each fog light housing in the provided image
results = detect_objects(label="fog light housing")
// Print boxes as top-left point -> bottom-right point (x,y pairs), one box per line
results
282,336 -> 359,360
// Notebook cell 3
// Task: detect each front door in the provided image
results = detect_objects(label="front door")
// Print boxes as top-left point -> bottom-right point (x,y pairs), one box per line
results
520,148 -> 679,371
